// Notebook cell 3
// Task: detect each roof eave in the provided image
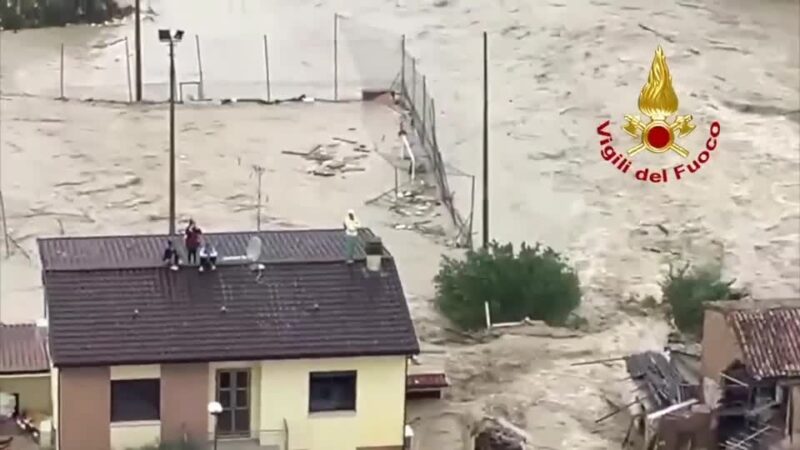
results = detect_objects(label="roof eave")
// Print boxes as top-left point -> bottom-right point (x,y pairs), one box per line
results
52,346 -> 421,369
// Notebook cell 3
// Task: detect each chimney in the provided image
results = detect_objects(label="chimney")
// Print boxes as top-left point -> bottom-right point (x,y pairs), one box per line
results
364,236 -> 383,272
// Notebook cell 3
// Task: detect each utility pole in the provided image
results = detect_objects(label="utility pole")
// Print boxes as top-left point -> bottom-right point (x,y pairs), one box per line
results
135,0 -> 142,101
481,31 -> 489,249
168,38 -> 176,235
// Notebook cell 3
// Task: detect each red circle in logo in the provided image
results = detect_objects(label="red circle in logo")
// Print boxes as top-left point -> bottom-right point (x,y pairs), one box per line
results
646,125 -> 671,149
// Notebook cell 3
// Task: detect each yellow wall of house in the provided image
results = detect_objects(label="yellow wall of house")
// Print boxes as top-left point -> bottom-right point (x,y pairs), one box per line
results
258,355 -> 407,450
0,374 -> 51,415
110,421 -> 161,450
207,361 -> 262,439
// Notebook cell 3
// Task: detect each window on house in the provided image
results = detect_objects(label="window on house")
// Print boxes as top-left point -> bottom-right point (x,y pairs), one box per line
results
216,369 -> 250,435
309,371 -> 357,413
110,379 -> 160,422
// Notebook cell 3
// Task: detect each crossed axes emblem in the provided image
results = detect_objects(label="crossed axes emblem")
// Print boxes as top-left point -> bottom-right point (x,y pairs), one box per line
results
623,114 -> 696,158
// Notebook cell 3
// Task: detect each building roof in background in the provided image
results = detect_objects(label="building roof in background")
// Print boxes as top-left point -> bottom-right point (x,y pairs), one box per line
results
38,229 -> 418,367
0,324 -> 50,374
38,228 -> 380,271
726,306 -> 800,380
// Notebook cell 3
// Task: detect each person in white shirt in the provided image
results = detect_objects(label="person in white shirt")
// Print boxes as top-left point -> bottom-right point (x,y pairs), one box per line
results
343,209 -> 361,263
199,240 -> 219,272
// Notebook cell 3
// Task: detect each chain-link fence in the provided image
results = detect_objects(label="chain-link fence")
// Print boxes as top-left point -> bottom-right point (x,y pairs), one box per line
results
2,14 -> 472,244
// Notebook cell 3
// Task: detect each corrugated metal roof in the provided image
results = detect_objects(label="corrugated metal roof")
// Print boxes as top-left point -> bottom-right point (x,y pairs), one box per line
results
38,228 -> 379,271
726,306 -> 800,380
0,324 -> 50,374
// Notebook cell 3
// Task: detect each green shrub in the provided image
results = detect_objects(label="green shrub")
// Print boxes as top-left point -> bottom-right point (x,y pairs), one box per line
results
0,4 -> 25,30
40,2 -> 70,27
435,241 -> 581,330
661,262 -> 744,337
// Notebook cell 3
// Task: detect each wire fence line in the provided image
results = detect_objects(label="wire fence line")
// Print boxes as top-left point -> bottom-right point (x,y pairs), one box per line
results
5,14 -> 472,245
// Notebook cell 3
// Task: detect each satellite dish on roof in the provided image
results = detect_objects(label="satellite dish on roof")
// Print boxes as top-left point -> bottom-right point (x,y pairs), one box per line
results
246,236 -> 263,262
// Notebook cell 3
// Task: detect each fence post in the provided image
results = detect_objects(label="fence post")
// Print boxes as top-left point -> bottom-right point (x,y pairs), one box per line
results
333,13 -> 339,101
195,35 -> 204,100
59,43 -> 65,99
430,98 -> 437,147
411,57 -> 416,110
468,174 -> 476,249
421,75 -> 427,144
400,35 -> 406,98
263,34 -> 271,101
125,37 -> 133,103
0,189 -> 10,259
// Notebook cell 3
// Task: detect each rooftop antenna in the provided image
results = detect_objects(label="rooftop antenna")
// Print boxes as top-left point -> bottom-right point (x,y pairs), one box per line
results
219,236 -> 265,274
246,236 -> 266,276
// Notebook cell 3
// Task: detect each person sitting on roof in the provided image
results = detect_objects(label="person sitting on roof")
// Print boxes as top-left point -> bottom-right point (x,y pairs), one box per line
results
343,209 -> 361,264
162,240 -> 180,271
199,240 -> 218,272
184,219 -> 202,265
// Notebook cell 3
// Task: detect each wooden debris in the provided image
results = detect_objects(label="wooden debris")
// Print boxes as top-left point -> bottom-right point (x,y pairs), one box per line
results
312,168 -> 335,177
474,417 -> 528,450
333,136 -> 358,144
341,167 -> 366,173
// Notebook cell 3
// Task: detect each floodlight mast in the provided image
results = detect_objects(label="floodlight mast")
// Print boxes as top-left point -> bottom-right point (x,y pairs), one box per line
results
158,29 -> 184,235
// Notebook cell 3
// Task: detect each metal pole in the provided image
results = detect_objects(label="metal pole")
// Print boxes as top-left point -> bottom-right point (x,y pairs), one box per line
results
421,76 -> 427,144
400,35 -> 405,97
59,43 -> 65,99
411,58 -> 416,109
134,0 -> 142,101
169,39 -> 176,236
333,13 -> 339,101
0,189 -> 10,258
263,35 -> 271,101
253,165 -> 264,231
195,34 -> 204,100
481,31 -> 489,249
125,37 -> 133,103
468,174 -> 475,249
212,415 -> 219,450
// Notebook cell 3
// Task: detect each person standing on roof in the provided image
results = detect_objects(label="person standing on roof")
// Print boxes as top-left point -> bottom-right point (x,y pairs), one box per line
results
184,219 -> 202,265
343,209 -> 361,264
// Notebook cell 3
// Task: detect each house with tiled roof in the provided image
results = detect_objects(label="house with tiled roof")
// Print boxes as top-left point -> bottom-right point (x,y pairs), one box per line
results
700,299 -> 800,448
37,228 -> 419,450
0,322 -> 53,445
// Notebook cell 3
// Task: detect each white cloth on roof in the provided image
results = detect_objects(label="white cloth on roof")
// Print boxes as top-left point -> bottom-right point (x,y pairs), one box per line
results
200,246 -> 218,258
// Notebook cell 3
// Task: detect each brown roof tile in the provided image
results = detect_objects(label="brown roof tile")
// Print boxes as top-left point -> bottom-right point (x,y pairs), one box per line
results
0,324 -> 50,374
39,229 -> 419,367
726,306 -> 800,380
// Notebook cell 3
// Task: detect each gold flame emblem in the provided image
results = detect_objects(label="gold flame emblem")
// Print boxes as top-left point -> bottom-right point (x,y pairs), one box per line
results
623,46 -> 695,158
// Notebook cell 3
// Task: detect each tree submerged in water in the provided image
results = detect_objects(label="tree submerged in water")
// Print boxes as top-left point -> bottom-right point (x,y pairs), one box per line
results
435,241 -> 582,331
661,262 -> 745,337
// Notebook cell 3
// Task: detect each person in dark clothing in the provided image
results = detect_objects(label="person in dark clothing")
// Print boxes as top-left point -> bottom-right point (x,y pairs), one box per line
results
162,240 -> 180,270
184,219 -> 202,265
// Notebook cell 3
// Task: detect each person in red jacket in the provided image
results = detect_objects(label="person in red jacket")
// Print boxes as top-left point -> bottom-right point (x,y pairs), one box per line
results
184,219 -> 202,265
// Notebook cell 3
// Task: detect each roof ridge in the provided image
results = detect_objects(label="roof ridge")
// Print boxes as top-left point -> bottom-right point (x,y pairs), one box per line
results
42,257 -> 395,273
36,227 -> 361,242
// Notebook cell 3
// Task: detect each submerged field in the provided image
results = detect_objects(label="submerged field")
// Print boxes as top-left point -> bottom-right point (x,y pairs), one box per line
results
1,0 -> 798,447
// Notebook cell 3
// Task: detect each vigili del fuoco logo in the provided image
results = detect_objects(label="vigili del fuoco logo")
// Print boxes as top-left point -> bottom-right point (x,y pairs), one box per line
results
596,46 -> 721,183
